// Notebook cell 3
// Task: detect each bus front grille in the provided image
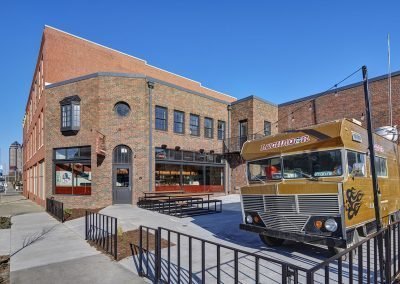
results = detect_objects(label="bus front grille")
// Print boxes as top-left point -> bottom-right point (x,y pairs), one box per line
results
298,195 -> 340,215
258,212 -> 309,232
242,194 -> 340,233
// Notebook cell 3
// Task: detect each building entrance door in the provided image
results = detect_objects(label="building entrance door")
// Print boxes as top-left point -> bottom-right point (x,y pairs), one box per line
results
112,145 -> 132,204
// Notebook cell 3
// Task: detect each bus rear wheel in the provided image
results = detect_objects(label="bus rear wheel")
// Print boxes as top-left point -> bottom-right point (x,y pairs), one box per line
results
259,234 -> 284,246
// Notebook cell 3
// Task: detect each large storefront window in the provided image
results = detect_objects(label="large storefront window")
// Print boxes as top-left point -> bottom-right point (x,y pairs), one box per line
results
54,146 -> 91,195
155,164 -> 180,189
182,165 -> 204,186
155,148 -> 225,193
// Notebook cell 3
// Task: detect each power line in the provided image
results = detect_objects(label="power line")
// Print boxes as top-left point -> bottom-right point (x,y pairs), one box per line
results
252,67 -> 363,136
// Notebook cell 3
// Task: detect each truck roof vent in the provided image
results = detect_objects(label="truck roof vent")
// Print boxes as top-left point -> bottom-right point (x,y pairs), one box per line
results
375,125 -> 398,142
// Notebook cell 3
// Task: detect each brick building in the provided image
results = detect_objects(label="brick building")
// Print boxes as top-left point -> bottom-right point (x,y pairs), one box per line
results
23,26 -> 400,209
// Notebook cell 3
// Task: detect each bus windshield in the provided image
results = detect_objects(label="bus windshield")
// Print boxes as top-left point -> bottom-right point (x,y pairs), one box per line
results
282,150 -> 342,179
248,157 -> 282,182
247,150 -> 343,182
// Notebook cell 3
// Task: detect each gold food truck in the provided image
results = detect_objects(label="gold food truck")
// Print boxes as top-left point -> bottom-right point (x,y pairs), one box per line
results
239,119 -> 400,250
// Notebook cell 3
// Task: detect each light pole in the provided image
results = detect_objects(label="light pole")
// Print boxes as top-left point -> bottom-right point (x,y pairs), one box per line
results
362,65 -> 385,282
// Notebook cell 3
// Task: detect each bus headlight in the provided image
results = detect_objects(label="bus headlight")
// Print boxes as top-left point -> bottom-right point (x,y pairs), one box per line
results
245,215 -> 253,224
325,219 -> 338,232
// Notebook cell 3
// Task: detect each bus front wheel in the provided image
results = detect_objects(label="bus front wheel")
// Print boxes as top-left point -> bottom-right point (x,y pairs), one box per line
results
259,234 -> 284,246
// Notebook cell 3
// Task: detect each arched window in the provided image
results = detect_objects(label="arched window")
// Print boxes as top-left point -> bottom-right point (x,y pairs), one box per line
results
113,145 -> 132,164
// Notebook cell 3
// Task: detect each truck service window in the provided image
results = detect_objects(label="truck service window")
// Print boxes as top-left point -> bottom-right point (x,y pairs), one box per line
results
248,157 -> 282,182
282,150 -> 342,179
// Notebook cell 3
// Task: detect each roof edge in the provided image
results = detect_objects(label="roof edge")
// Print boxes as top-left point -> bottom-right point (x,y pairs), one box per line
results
232,95 -> 277,107
45,72 -> 232,105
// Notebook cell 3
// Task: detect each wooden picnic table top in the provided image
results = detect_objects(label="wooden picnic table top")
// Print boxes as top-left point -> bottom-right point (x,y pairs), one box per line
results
153,196 -> 205,202
142,190 -> 184,195
165,193 -> 214,197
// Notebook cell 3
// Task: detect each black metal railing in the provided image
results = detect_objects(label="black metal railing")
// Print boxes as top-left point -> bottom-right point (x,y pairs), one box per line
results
46,198 -> 64,222
134,220 -> 400,283
85,211 -> 118,260
134,225 -> 308,283
306,219 -> 400,283
223,134 -> 265,153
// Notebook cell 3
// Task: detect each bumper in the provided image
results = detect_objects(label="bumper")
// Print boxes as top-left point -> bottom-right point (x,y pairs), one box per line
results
240,223 -> 346,248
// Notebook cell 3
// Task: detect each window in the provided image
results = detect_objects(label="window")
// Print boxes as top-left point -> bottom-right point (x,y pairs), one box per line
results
155,147 -> 224,164
174,110 -> 185,134
283,150 -> 343,179
113,145 -> 132,164
190,114 -> 200,136
114,102 -> 131,117
115,168 -> 130,187
218,120 -> 225,140
375,156 -> 388,177
205,167 -> 224,187
40,111 -> 44,147
39,161 -> 45,199
155,164 -> 181,188
182,165 -> 204,186
248,157 -> 282,182
204,117 -> 214,138
155,106 -> 167,131
239,120 -> 248,147
347,151 -> 366,177
264,121 -> 271,136
60,96 -> 81,134
54,146 -> 91,195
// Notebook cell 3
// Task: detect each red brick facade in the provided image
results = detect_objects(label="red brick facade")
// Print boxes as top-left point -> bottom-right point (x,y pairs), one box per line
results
22,25 -> 400,209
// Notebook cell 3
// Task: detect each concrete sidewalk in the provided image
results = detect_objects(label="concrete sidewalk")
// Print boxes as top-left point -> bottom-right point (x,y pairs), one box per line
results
3,195 -> 144,284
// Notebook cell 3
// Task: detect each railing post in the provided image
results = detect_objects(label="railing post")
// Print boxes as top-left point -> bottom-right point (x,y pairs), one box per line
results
385,228 -> 392,282
138,226 -> 143,277
114,217 -> 117,260
61,201 -> 64,223
306,271 -> 314,284
85,211 -> 88,240
282,264 -> 288,284
155,227 -> 162,283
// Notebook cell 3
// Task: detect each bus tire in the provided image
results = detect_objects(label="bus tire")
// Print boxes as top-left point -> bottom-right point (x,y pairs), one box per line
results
259,234 -> 284,246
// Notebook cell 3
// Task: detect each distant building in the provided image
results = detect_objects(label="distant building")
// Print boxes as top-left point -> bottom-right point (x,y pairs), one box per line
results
9,141 -> 23,176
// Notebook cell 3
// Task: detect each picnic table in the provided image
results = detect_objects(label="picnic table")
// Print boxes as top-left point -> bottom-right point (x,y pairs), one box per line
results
142,190 -> 184,197
138,191 -> 221,217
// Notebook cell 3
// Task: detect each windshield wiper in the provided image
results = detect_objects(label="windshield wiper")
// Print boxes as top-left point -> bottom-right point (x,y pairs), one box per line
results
292,169 -> 319,181
252,176 -> 266,184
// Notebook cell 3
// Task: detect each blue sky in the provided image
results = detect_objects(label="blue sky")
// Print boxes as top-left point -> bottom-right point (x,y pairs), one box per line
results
0,0 -> 399,170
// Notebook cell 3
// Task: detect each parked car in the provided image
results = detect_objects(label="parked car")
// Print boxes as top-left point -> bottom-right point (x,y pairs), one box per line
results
0,182 -> 5,193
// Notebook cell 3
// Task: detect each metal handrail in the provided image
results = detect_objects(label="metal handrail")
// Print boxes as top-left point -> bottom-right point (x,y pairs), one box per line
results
158,226 -> 306,270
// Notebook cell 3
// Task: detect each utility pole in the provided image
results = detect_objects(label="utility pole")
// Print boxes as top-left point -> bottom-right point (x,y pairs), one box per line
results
362,65 -> 385,282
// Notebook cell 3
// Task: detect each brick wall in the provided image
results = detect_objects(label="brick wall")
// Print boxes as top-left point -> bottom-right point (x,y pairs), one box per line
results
43,74 -> 230,209
44,76 -> 148,208
229,97 -> 279,192
278,75 -> 400,133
